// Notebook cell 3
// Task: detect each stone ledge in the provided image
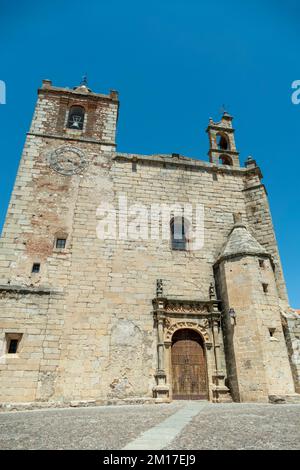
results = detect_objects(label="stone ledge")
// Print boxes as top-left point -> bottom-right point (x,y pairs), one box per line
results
0,285 -> 64,296
27,132 -> 116,147
0,397 -> 157,412
114,153 -> 262,176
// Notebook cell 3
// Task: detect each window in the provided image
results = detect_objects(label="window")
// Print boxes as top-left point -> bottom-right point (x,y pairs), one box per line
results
262,283 -> 269,293
170,217 -> 188,251
56,238 -> 66,249
6,333 -> 22,354
132,161 -> 137,172
259,259 -> 265,268
67,106 -> 85,130
32,263 -> 40,273
269,328 -> 276,338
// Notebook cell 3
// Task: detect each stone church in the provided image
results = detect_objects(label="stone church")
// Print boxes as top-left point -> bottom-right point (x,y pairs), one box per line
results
0,79 -> 299,409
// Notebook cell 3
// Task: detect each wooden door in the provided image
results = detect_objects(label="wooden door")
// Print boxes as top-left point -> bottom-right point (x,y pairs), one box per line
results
171,329 -> 208,400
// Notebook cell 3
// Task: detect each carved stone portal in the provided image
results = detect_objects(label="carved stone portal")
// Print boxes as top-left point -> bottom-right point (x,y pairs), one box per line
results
152,296 -> 231,403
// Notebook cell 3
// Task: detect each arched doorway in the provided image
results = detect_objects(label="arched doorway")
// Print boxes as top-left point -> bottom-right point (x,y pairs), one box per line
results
171,329 -> 208,400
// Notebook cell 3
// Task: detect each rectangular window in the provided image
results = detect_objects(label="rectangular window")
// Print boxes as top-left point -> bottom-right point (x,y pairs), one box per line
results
262,283 -> 269,293
6,333 -> 23,354
259,259 -> 265,268
56,238 -> 66,249
32,263 -> 40,273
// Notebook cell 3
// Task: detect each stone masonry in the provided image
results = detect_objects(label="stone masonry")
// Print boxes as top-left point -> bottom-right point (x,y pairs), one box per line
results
0,80 -> 299,409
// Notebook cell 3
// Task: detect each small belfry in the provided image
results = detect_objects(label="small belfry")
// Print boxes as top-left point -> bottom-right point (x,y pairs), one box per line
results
206,111 -> 240,167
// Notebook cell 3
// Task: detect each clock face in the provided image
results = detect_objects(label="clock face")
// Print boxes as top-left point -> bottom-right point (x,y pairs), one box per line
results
49,146 -> 87,176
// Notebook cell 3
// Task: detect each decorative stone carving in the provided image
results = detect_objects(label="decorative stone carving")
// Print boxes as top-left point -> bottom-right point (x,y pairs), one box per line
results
164,301 -> 208,315
209,282 -> 216,300
156,279 -> 163,297
164,320 -> 210,342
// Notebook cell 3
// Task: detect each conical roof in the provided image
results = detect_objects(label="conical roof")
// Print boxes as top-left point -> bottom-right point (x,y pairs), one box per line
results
215,223 -> 270,265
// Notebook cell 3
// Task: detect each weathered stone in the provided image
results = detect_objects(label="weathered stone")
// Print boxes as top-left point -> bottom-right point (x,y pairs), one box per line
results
0,80 -> 298,408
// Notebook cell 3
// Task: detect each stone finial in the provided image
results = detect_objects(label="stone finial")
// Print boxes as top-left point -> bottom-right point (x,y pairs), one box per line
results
156,279 -> 163,297
110,89 -> 119,100
245,156 -> 257,168
233,213 -> 242,224
209,282 -> 216,300
42,79 -> 52,88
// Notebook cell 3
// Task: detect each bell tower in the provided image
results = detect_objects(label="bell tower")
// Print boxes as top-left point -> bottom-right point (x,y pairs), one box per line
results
206,111 -> 240,167
30,78 -> 119,145
0,79 -> 119,287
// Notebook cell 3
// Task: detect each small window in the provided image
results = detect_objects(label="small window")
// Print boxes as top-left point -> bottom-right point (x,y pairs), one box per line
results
132,161 -> 137,172
67,106 -> 85,130
262,283 -> 269,293
56,238 -> 66,249
269,328 -> 276,338
32,263 -> 40,273
259,259 -> 265,268
6,333 -> 22,354
170,217 -> 188,251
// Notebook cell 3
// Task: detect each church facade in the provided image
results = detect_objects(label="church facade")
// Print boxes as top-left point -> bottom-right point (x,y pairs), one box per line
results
0,80 -> 299,409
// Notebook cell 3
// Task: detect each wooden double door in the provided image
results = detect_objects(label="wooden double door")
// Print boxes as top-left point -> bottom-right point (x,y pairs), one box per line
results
171,329 -> 208,400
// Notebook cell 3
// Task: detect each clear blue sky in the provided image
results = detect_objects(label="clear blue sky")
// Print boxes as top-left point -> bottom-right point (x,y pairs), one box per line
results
0,0 -> 299,306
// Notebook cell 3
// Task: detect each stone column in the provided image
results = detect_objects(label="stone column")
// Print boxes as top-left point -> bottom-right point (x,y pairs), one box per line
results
152,298 -> 170,402
211,305 -> 231,403
157,315 -> 165,372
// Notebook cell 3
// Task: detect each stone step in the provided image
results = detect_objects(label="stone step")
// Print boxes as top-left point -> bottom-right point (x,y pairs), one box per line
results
269,394 -> 300,404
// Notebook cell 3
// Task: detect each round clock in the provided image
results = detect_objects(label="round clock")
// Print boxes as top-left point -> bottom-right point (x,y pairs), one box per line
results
49,146 -> 87,176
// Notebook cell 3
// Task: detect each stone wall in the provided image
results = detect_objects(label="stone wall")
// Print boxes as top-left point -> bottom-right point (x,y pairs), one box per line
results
282,308 -> 300,393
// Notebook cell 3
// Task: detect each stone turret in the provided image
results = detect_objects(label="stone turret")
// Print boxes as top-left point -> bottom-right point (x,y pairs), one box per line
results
214,214 -> 297,402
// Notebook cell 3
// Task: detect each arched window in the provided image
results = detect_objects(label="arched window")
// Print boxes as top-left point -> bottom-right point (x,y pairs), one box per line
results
67,106 -> 85,130
219,154 -> 233,166
170,217 -> 189,250
216,133 -> 229,151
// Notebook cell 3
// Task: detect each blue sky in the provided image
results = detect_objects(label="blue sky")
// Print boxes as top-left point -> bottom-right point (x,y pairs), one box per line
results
0,0 -> 299,306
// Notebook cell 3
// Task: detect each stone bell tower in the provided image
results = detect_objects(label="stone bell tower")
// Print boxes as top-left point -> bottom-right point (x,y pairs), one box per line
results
214,214 -> 296,402
0,80 -> 120,404
206,111 -> 240,167
0,79 -> 119,287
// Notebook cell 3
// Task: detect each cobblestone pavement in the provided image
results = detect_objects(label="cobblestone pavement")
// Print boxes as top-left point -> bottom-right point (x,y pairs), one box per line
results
169,403 -> 300,450
0,402 -> 300,450
0,402 -> 182,450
